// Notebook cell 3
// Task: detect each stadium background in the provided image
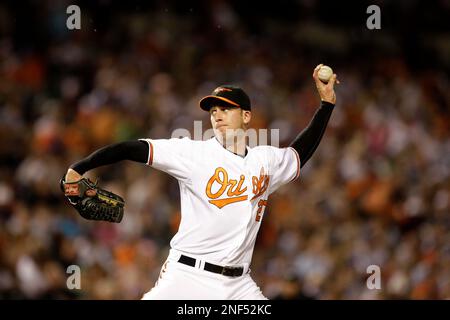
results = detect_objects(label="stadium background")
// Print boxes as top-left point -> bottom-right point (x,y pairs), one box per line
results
0,0 -> 449,299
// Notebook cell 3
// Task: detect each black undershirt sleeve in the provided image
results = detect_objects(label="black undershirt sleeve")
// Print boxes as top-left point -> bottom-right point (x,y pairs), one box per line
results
289,101 -> 334,168
70,140 -> 149,175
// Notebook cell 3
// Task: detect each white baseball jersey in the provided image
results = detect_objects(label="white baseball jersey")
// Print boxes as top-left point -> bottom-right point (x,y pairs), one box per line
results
139,137 -> 300,266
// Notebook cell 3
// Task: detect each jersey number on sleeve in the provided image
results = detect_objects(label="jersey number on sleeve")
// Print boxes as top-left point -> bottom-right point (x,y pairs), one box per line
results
256,199 -> 268,222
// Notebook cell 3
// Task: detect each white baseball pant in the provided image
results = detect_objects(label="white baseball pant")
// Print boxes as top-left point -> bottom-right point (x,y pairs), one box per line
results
141,249 -> 267,300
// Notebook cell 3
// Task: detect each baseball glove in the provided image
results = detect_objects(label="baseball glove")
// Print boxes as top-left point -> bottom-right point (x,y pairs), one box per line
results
60,176 -> 124,223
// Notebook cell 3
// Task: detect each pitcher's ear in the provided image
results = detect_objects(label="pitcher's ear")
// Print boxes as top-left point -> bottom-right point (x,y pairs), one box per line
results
242,110 -> 252,124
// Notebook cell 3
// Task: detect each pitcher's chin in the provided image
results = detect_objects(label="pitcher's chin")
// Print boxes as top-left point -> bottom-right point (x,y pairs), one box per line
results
213,129 -> 226,142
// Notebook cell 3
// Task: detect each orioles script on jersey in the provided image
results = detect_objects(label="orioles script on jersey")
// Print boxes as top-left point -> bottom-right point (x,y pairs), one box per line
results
205,167 -> 270,209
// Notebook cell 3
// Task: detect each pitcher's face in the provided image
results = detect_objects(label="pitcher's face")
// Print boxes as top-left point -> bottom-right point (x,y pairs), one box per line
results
210,106 -> 251,142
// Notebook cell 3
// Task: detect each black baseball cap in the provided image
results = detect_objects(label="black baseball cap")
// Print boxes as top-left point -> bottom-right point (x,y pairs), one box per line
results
199,85 -> 251,111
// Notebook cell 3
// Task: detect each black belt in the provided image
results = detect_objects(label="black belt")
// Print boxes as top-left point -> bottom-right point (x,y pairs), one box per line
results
178,254 -> 244,277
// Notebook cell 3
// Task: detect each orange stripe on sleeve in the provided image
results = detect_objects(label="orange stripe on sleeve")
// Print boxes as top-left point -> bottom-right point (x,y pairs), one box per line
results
148,141 -> 154,165
288,147 -> 301,182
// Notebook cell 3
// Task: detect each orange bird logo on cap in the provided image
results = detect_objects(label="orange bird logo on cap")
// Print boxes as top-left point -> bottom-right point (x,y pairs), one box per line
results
213,87 -> 233,94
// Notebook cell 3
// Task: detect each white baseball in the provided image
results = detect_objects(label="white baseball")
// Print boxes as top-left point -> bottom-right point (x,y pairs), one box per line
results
318,65 -> 333,83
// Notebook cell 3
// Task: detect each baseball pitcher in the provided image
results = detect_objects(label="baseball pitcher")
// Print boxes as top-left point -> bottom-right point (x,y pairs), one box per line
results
61,64 -> 338,299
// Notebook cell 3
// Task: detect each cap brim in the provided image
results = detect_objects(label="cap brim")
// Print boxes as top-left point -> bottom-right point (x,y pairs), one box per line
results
199,96 -> 241,111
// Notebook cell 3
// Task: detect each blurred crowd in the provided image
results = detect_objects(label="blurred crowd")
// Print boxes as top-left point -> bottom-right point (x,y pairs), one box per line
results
0,1 -> 449,299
